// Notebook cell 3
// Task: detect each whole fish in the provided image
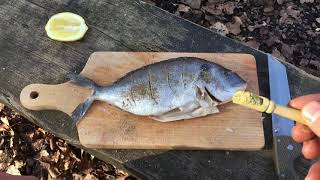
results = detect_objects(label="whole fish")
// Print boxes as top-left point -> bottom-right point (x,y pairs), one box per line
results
68,57 -> 247,125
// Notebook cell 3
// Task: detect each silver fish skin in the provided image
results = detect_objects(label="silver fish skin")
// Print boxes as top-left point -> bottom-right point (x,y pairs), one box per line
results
68,57 -> 247,125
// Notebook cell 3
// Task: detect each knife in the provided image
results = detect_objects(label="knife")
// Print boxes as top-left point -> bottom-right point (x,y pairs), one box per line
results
267,54 -> 309,180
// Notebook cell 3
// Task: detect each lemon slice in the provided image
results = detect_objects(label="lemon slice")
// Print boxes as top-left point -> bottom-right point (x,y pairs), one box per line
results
45,12 -> 88,42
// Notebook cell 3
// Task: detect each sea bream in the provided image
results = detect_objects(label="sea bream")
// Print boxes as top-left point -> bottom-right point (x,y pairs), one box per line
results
68,57 -> 247,125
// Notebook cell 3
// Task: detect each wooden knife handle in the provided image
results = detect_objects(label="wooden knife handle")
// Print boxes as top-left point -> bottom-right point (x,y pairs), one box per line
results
20,83 -> 91,115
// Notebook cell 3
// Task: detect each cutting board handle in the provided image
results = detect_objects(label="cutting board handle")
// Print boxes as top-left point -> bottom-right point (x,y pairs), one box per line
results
20,83 -> 91,115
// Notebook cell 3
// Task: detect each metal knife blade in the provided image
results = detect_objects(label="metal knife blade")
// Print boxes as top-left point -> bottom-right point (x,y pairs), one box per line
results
267,54 -> 305,180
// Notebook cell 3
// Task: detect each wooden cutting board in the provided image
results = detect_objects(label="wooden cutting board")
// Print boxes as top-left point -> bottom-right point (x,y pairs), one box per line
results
20,52 -> 264,150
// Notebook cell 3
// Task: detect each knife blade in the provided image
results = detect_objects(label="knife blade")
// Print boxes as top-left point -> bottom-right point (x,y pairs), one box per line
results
267,54 -> 306,180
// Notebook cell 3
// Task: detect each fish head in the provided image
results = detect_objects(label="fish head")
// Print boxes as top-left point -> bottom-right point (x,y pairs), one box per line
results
205,67 -> 247,103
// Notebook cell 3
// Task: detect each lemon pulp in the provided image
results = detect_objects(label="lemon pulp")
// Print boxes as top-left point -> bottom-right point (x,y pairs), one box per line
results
45,12 -> 88,41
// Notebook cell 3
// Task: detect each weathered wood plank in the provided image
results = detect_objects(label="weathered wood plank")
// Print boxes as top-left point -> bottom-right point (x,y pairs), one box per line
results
1,0 -> 319,179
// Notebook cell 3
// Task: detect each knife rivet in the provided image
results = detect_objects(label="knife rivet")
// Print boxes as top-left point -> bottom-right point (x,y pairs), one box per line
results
287,144 -> 294,151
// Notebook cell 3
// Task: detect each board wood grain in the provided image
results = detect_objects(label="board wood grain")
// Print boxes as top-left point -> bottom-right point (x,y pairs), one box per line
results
20,52 -> 264,150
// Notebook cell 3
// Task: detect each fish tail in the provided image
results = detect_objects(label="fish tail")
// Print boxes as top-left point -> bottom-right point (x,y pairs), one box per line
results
66,73 -> 98,127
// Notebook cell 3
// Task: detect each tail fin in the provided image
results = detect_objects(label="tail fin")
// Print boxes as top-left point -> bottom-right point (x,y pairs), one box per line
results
67,73 -> 98,127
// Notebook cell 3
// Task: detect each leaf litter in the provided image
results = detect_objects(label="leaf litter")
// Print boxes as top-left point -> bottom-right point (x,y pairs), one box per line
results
0,105 -> 134,179
150,0 -> 320,77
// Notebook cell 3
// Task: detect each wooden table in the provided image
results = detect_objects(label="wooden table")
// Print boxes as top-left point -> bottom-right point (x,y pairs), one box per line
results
1,0 -> 320,179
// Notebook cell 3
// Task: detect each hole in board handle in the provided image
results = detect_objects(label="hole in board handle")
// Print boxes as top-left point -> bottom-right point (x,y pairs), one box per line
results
30,91 -> 39,99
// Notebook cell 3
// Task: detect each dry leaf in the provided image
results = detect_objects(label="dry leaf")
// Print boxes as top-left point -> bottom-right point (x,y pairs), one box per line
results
226,16 -> 243,35
244,40 -> 260,49
222,2 -> 235,15
263,0 -> 274,13
51,151 -> 60,163
0,124 -> 9,132
180,0 -> 201,9
1,117 -> 9,126
204,4 -> 222,15
40,150 -> 49,157
272,48 -> 285,60
37,128 -> 46,134
48,166 -> 60,178
49,138 -> 55,150
281,43 -> 294,58
32,139 -> 44,151
0,103 -> 4,111
277,0 -> 284,5
310,60 -> 320,70
72,173 -> 84,180
14,160 -> 24,169
84,174 -> 98,180
6,165 -> 21,175
177,4 -> 190,13
279,6 -> 302,24
210,22 -> 229,35
70,151 -> 81,162
300,0 -> 314,3
9,137 -> 13,148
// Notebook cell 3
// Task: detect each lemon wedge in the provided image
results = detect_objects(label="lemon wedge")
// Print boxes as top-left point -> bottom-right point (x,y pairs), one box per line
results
45,12 -> 88,42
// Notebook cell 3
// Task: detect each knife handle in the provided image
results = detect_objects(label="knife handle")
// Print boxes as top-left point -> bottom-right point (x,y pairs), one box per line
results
20,83 -> 91,115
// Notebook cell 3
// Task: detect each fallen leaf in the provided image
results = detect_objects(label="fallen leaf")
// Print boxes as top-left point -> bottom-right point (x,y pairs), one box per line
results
247,21 -> 267,32
272,48 -> 285,60
222,2 -> 235,15
180,0 -> 201,9
300,0 -> 314,3
84,174 -> 98,180
265,35 -> 281,47
310,60 -> 320,70
48,166 -> 60,178
300,58 -> 310,67
70,151 -> 81,162
0,163 -> 9,171
226,16 -> 243,35
56,141 -> 67,152
244,39 -> 260,49
1,116 -> 10,126
207,0 -> 225,2
49,138 -> 55,150
263,0 -> 274,13
6,165 -> 21,175
277,0 -> 284,5
9,137 -> 13,148
0,103 -> 4,111
37,128 -> 46,135
32,139 -> 44,151
279,6 -> 302,24
177,4 -> 190,13
210,22 -> 229,35
203,3 -> 222,15
281,43 -> 294,58
72,173 -> 84,180
40,150 -> 49,157
0,124 -> 9,132
14,160 -> 24,169
50,151 -> 60,163
39,161 -> 50,169
64,160 -> 70,171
